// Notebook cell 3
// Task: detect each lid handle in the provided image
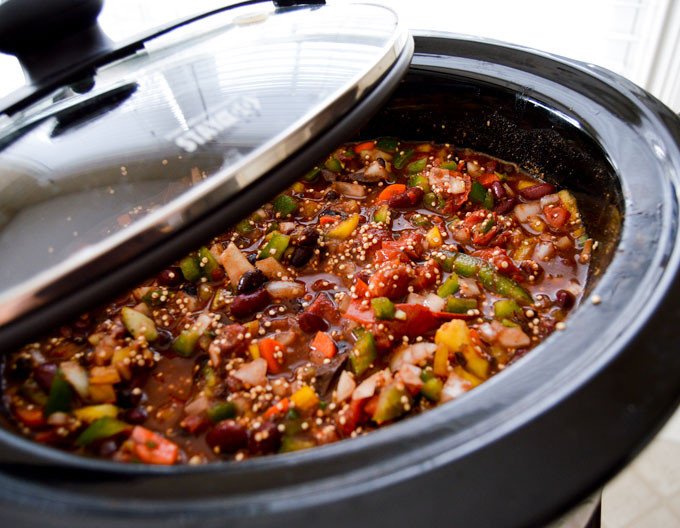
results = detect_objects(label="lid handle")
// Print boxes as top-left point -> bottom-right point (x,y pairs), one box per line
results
0,0 -> 112,84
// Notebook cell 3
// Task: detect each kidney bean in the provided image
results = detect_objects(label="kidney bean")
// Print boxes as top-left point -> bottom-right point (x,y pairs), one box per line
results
298,311 -> 328,333
555,289 -> 575,310
290,245 -> 315,267
124,407 -> 148,424
206,420 -> 248,453
157,267 -> 182,287
493,197 -> 517,215
237,269 -> 267,294
230,288 -> 270,318
248,421 -> 281,455
388,187 -> 424,208
8,356 -> 32,380
519,183 -> 555,200
490,181 -> 507,202
34,363 -> 57,391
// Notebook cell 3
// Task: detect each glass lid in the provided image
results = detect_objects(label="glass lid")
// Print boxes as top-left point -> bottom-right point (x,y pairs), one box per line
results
0,1 -> 409,328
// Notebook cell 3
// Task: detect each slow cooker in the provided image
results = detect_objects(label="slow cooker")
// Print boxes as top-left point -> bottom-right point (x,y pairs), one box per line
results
0,1 -> 679,526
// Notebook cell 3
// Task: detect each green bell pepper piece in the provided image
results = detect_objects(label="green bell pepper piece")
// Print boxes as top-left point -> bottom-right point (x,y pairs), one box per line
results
445,297 -> 478,314
121,307 -> 158,342
199,247 -> 220,278
373,205 -> 390,224
236,218 -> 255,235
469,179 -> 488,204
44,373 -> 72,416
258,232 -> 290,261
279,437 -> 315,453
324,157 -> 343,172
172,329 -> 201,357
408,173 -> 431,193
410,214 -> 432,228
437,274 -> 460,298
273,194 -> 299,217
372,383 -> 411,424
393,148 -> 414,169
375,137 -> 399,153
406,157 -> 427,174
350,328 -> 377,376
421,377 -> 443,402
441,161 -> 459,170
207,402 -> 237,423
494,299 -> 522,319
371,297 -> 396,320
76,417 -> 129,447
180,255 -> 201,282
303,167 -> 320,181
480,214 -> 495,234
423,192 -> 444,211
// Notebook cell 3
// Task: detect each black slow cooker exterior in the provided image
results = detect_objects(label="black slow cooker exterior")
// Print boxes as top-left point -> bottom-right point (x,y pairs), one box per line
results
1,30 -> 680,528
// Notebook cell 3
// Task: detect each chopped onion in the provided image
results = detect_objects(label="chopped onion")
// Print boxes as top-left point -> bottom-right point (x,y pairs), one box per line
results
497,327 -> 531,348
352,369 -> 391,400
540,193 -> 560,208
233,358 -> 267,386
406,293 -> 426,305
424,293 -> 445,312
398,364 -> 423,393
466,161 -> 482,177
60,361 -> 89,399
220,242 -> 254,287
555,236 -> 573,251
389,342 -> 437,371
441,373 -> 471,402
514,202 -> 541,222
256,257 -> 288,279
534,241 -> 555,261
478,322 -> 500,343
458,277 -> 481,298
275,331 -> 296,347
333,181 -> 366,198
335,371 -> 356,403
265,280 -> 305,300
278,222 -> 296,234
184,395 -> 210,416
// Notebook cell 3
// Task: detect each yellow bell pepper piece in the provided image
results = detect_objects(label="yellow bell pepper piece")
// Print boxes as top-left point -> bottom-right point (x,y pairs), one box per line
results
248,342 -> 261,360
74,404 -> 119,422
291,385 -> 319,412
433,345 -> 450,377
326,214 -> 359,240
292,182 -> 306,193
452,366 -> 483,388
426,226 -> 443,248
435,320 -> 471,351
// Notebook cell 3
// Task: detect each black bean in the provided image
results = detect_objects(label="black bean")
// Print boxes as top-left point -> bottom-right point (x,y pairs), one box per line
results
157,267 -> 182,287
298,227 -> 319,246
237,269 -> 267,294
124,407 -> 148,424
290,246 -> 315,267
519,183 -> 555,200
117,387 -> 143,408
490,181 -> 506,202
319,208 -> 343,219
555,289 -> 575,310
246,253 -> 257,265
325,189 -> 339,201
98,439 -> 120,457
377,157 -> 386,167
298,311 -> 328,333
206,420 -> 248,453
494,197 -> 517,215
230,288 -> 270,318
248,421 -> 281,455
182,284 -> 197,296
9,356 -> 32,380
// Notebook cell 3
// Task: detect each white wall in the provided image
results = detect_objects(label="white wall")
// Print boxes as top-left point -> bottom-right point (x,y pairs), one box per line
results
1,0 -> 678,111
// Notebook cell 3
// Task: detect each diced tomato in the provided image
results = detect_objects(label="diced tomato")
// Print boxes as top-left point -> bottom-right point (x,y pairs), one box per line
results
342,299 -> 376,325
264,398 -> 289,419
306,292 -> 340,324
473,248 -> 525,283
476,172 -> 500,187
374,248 -> 410,265
337,398 -> 367,436
258,338 -> 284,374
310,331 -> 337,358
319,215 -> 339,226
543,205 -> 571,229
367,263 -> 411,299
354,278 -> 370,299
14,406 -> 46,428
362,395 -> 380,417
354,141 -> 375,154
410,259 -> 442,292
382,231 -> 425,259
377,184 -> 406,203
182,414 -> 208,434
131,426 -> 179,465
